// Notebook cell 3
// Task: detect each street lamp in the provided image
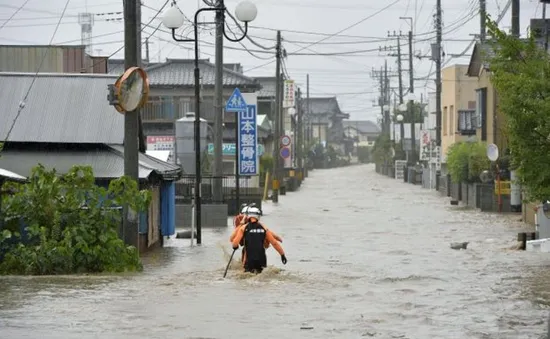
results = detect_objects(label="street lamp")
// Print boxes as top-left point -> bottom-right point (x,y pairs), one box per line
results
162,0 -> 257,245
397,106 -> 406,156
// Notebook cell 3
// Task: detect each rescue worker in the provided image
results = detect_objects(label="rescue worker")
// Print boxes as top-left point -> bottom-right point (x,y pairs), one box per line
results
230,207 -> 287,273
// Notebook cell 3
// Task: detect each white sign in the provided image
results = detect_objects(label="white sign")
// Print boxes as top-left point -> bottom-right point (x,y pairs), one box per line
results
283,80 -> 295,108
420,130 -> 437,161
147,136 -> 175,151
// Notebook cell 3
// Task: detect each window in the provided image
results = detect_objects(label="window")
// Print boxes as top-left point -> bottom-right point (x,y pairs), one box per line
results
458,110 -> 476,135
443,106 -> 448,135
450,105 -> 455,133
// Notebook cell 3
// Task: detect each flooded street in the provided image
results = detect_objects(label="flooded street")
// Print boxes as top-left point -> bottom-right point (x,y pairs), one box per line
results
1,164 -> 550,338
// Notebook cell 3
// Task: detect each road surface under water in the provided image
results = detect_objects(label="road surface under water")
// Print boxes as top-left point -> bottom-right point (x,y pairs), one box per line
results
1,164 -> 550,339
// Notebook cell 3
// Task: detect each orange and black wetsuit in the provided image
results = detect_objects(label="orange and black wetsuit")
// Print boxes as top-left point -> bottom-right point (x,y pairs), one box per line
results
231,218 -> 286,273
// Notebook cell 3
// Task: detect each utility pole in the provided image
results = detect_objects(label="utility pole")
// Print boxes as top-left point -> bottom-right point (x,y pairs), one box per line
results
396,38 -> 404,103
511,0 -> 519,37
296,87 -> 303,171
408,28 -> 416,164
212,0 -> 224,203
435,0 -> 442,147
306,74 -> 310,143
123,0 -> 140,248
383,60 -> 390,134
385,31 -> 408,103
272,30 -> 282,203
480,0 -> 486,44
145,37 -> 150,63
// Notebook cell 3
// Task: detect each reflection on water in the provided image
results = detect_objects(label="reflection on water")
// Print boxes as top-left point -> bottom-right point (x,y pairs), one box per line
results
0,164 -> 549,338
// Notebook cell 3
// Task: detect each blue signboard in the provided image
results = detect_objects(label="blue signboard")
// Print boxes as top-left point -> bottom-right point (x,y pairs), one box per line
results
225,88 -> 247,112
207,143 -> 264,156
237,105 -> 258,175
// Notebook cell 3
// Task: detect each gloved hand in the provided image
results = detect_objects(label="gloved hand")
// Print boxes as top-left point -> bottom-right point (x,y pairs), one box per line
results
232,245 -> 239,250
281,255 -> 287,265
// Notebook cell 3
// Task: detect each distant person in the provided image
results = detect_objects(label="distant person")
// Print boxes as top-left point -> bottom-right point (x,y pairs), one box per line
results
230,207 -> 287,273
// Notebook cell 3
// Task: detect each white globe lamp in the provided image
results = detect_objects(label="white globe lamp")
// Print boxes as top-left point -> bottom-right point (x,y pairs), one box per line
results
396,114 -> 404,122
162,3 -> 185,29
235,1 -> 258,22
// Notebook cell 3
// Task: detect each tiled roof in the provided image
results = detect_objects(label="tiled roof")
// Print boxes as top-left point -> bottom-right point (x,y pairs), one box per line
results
254,76 -> 276,98
343,120 -> 380,134
144,59 -> 261,89
0,72 -> 124,144
303,97 -> 343,116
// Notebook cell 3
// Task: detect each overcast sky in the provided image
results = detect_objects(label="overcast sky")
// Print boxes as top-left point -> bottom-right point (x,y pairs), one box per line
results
0,0 -> 542,122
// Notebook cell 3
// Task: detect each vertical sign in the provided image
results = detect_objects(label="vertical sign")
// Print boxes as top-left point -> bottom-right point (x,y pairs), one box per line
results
238,104 -> 258,175
283,80 -> 295,108
419,130 -> 431,161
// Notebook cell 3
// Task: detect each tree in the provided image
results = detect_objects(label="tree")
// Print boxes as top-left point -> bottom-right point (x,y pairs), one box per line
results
446,142 -> 490,183
372,133 -> 393,164
486,17 -> 550,201
0,165 -> 151,275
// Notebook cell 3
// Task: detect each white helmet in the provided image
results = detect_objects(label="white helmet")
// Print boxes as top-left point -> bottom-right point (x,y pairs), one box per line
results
247,206 -> 262,220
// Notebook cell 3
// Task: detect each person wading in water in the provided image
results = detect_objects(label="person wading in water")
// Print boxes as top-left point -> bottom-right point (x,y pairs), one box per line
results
230,207 -> 287,273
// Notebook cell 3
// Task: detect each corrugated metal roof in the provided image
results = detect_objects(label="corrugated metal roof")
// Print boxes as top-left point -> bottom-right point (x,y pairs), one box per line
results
0,168 -> 26,181
254,76 -> 276,98
343,120 -> 380,134
145,59 -> 260,88
0,72 -> 124,144
0,144 -> 181,180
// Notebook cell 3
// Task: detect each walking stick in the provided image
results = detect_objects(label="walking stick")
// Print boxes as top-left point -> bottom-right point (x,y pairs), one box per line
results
223,248 -> 237,278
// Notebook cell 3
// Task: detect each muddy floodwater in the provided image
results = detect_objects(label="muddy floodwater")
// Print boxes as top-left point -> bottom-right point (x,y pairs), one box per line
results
1,164 -> 550,338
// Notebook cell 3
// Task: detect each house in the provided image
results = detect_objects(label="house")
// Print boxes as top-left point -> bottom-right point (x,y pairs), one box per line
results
343,120 -> 380,147
466,43 -> 507,151
441,64 -> 478,161
107,58 -> 262,174
303,97 -> 350,152
0,45 -> 109,73
0,72 -> 182,252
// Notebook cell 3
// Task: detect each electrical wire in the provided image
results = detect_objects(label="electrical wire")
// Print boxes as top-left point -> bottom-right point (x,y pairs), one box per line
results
3,0 -> 71,144
0,0 -> 31,31
88,0 -> 171,70
224,22 -> 273,60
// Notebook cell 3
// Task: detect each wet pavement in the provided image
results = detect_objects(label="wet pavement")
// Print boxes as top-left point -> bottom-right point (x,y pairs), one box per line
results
1,164 -> 550,338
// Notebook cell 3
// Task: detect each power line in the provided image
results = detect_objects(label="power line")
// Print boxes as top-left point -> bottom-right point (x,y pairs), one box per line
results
0,0 -> 31,31
3,0 -> 71,144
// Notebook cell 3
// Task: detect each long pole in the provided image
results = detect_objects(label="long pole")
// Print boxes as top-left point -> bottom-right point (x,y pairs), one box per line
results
123,0 -> 140,249
234,107 -> 240,212
297,87 -> 303,170
408,29 -> 416,164
396,37 -> 404,104
212,0 -> 224,203
272,30 -> 282,203
193,10 -> 202,245
435,0 -> 442,147
306,74 -> 310,143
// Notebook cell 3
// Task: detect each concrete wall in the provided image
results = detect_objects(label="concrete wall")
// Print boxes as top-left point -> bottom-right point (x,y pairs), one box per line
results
523,202 -> 537,225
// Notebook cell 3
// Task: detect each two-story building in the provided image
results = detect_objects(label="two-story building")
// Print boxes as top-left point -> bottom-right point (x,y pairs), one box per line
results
107,58 -> 262,174
343,120 -> 380,147
304,97 -> 349,152
441,64 -> 479,161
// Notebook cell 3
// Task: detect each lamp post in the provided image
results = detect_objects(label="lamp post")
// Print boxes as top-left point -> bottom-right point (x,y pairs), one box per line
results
161,0 -> 257,245
396,113 -> 404,152
397,103 -> 408,161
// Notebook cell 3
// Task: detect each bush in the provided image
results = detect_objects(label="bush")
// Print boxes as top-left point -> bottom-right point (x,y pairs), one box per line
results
0,165 -> 151,275
446,142 -> 490,183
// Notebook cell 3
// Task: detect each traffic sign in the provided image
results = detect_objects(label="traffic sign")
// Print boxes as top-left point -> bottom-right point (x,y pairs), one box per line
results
280,135 -> 291,147
225,88 -> 247,112
280,146 -> 290,159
